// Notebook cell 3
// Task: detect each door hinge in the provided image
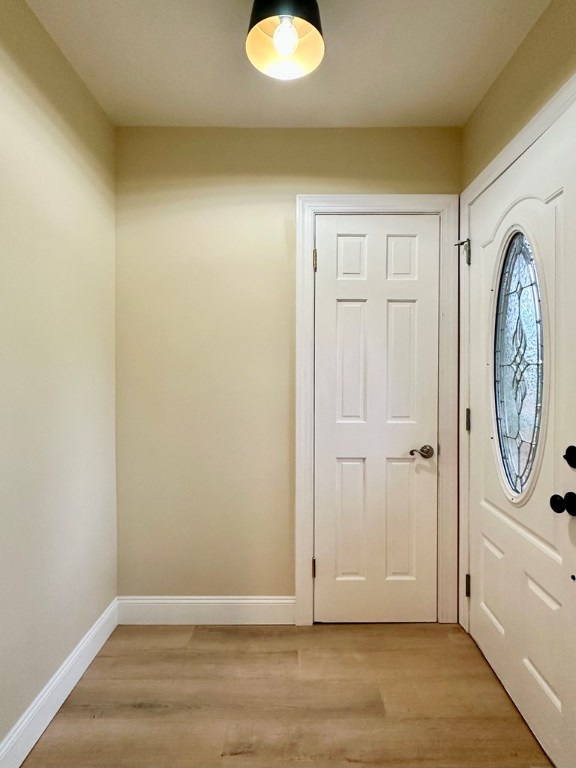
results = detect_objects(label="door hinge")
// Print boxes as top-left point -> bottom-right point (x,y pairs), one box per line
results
312,557 -> 316,578
465,408 -> 471,432
456,238 -> 471,265
465,573 -> 471,598
313,248 -> 318,272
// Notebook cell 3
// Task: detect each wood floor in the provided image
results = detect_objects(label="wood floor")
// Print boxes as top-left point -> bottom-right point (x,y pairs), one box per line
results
22,624 -> 552,768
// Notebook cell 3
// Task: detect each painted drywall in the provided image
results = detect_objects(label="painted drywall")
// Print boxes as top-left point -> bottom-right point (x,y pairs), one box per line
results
116,127 -> 461,596
0,0 -> 116,744
463,0 -> 576,186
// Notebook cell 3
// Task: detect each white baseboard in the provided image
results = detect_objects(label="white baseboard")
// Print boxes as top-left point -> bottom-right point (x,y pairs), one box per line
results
117,595 -> 296,625
0,595 -> 294,767
0,599 -> 117,768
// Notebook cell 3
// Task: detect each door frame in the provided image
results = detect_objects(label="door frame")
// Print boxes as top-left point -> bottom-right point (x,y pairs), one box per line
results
459,71 -> 576,632
295,194 -> 459,625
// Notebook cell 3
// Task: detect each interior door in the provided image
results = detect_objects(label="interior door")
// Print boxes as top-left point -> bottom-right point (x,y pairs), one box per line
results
467,104 -> 576,766
314,214 -> 440,622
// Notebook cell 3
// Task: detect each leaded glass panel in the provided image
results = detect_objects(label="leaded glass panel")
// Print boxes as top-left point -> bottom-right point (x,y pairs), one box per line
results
494,232 -> 543,495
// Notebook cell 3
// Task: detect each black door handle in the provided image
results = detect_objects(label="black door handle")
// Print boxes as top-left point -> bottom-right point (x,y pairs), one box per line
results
563,446 -> 576,469
550,492 -> 576,516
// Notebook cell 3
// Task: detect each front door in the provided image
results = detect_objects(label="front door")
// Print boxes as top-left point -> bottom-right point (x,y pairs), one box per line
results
314,214 -> 440,622
467,103 -> 576,766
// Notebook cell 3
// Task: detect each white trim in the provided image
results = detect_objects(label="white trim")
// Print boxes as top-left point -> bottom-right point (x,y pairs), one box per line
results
458,204 -> 472,632
459,69 -> 576,634
0,600 -> 117,768
462,71 -> 576,206
296,194 -> 460,626
117,596 -> 296,625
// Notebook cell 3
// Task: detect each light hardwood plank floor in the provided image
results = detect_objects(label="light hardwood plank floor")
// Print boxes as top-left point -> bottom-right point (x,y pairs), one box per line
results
22,624 -> 552,767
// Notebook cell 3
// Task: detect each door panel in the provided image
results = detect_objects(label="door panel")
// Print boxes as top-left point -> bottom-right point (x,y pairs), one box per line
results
468,104 -> 576,766
314,214 -> 440,622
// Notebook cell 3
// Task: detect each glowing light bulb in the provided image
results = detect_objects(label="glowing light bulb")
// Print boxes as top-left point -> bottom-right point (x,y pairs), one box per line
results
273,16 -> 299,57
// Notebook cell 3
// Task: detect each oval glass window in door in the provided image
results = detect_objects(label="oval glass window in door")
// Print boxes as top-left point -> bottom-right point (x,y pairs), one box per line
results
494,232 -> 544,496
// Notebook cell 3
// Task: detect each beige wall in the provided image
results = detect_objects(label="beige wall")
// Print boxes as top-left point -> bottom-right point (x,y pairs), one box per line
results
4,0 -> 576,747
116,127 -> 462,596
0,0 -> 116,742
463,0 -> 576,186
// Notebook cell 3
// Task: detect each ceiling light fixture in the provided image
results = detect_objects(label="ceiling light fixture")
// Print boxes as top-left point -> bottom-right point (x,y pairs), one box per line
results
246,0 -> 325,81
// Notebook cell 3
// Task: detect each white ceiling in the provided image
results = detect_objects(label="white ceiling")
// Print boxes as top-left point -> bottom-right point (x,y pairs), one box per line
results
26,0 -> 549,128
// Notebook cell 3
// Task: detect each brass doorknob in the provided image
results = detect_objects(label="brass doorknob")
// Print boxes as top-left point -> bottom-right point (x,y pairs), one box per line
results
409,445 -> 435,459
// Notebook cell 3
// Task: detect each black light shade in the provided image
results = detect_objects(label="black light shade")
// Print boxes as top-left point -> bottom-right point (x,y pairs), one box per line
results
246,0 -> 325,80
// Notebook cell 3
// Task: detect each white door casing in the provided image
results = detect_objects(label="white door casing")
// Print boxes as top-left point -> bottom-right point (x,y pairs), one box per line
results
295,195 -> 459,626
314,214 -> 439,622
464,103 -> 576,767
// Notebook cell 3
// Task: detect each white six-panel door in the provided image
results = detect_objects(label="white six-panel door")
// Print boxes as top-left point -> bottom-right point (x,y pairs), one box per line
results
314,214 -> 440,622
467,103 -> 576,766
